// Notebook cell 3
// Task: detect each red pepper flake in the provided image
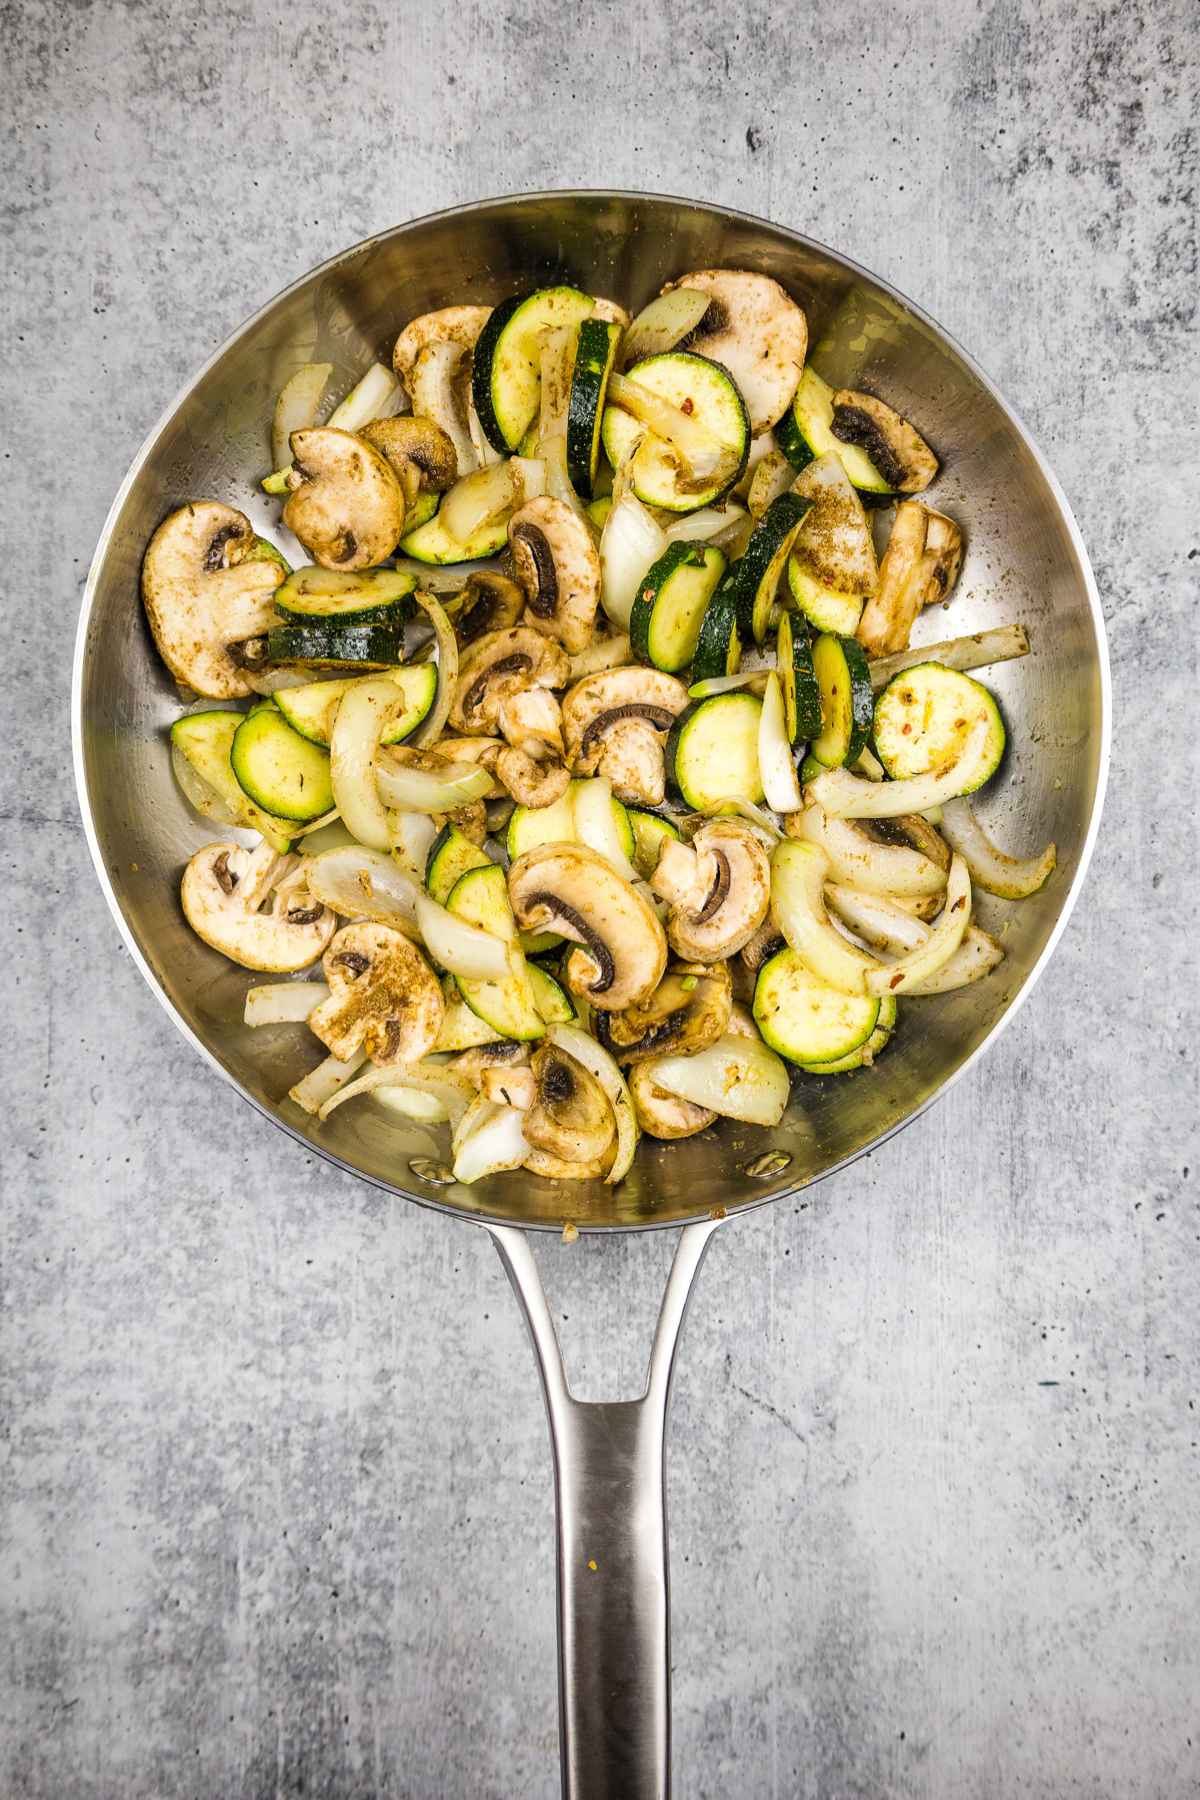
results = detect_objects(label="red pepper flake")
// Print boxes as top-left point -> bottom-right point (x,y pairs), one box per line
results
889,972 -> 903,989
681,397 -> 695,414
952,896 -> 966,911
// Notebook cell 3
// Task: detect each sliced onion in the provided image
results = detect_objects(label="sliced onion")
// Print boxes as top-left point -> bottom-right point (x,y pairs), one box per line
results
599,490 -> 667,629
868,621 -> 1030,691
853,747 -> 886,782
906,926 -> 1004,994
289,1047 -> 368,1115
374,754 -> 493,813
326,361 -> 401,432
688,670 -> 770,700
759,673 -> 804,813
414,890 -> 513,981
318,1058 -> 475,1126
468,395 -> 506,469
939,798 -> 1056,899
171,741 -> 243,828
388,810 -> 438,879
824,885 -> 931,957
242,665 -> 315,697
271,361 -> 332,475
665,504 -> 748,545
330,675 -> 406,851
607,370 -> 726,477
865,854 -> 971,995
808,718 -> 995,820
453,1091 -> 498,1156
622,288 -> 711,365
770,841 -> 880,995
410,339 -> 479,473
306,845 -> 421,931
244,981 -> 330,1026
571,776 -> 640,883
649,1033 -> 790,1128
291,807 -> 341,839
453,1103 -> 530,1184
373,1086 -> 450,1123
548,1025 -> 639,1185
407,589 -> 458,748
746,449 -> 795,519
440,460 -> 533,544
390,556 -> 504,594
695,796 -> 783,844
789,804 -> 946,896
567,633 -> 633,681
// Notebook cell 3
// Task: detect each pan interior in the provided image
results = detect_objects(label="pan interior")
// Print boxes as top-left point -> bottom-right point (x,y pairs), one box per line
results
74,192 -> 1107,1230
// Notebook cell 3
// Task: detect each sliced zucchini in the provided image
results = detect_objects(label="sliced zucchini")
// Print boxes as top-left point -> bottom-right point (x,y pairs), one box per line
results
397,508 -> 510,565
405,490 -> 440,534
800,994 -> 897,1073
273,665 -> 435,749
630,542 -> 727,673
567,318 -> 622,498
248,537 -> 292,574
425,823 -> 492,905
690,572 -> 742,683
528,963 -> 576,1025
666,692 -> 764,811
170,710 -> 294,852
732,492 -> 811,644
266,621 -> 404,670
809,634 -> 874,770
627,809 -> 682,878
378,665 -> 438,745
230,704 -> 334,823
785,561 -> 864,636
446,863 -> 544,1040
873,664 -> 1006,783
434,981 -> 505,1052
275,565 -> 417,623
472,287 -> 596,452
753,948 -> 880,1066
776,367 -> 893,494
505,780 -> 635,862
777,612 -> 822,743
600,352 -> 750,512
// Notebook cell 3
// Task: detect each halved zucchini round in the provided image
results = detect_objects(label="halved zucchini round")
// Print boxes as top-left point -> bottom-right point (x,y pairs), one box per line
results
785,561 -> 864,636
472,287 -> 595,452
567,318 -> 622,498
809,634 -> 874,769
753,948 -> 880,1065
873,663 -> 1006,783
266,621 -> 404,670
230,704 -> 334,822
666,691 -> 764,811
776,367 -> 893,494
446,862 -> 544,1040
424,822 -> 492,904
600,352 -> 750,512
777,612 -> 822,744
733,491 -> 811,644
690,572 -> 742,683
799,994 -> 897,1073
398,508 -> 510,565
630,542 -> 727,673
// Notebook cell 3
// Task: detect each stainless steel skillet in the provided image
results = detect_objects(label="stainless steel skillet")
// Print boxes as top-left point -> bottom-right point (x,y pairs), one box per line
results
72,191 -> 1109,1798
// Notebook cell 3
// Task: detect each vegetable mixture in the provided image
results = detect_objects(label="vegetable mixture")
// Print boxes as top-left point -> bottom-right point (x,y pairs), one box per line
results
144,268 -> 1055,1187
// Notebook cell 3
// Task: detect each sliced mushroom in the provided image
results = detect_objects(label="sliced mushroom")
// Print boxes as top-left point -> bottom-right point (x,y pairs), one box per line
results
450,1041 -> 531,1091
864,814 -> 952,872
524,1043 -> 617,1165
508,844 -> 668,1012
309,922 -> 443,1065
524,1145 -> 613,1181
498,686 -> 565,760
596,961 -> 731,1065
508,496 -> 602,655
651,819 -> 771,962
393,305 -> 491,385
283,427 -> 405,570
920,509 -> 964,607
628,1062 -> 715,1141
561,667 -> 689,807
453,571 -> 526,647
660,268 -> 808,433
493,747 -> 571,809
855,500 -> 963,656
430,799 -> 490,845
739,917 -> 787,973
180,842 -> 336,972
142,502 -> 284,698
359,415 -> 457,507
450,626 -> 570,735
830,389 -> 938,493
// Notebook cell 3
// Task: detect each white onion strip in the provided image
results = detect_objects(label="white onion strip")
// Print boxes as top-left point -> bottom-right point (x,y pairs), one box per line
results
788,804 -> 946,896
572,777 -> 639,883
807,718 -> 994,820
374,755 -> 493,813
688,670 -> 770,699
548,1025 -> 639,1185
865,855 -> 972,995
288,1047 -> 368,1114
271,361 -> 332,476
244,982 -> 330,1026
770,842 -> 880,995
824,886 -> 932,957
939,798 -> 1057,899
649,1033 -> 790,1127
330,676 -> 405,852
407,589 -> 458,748
600,487 -> 667,630
318,1059 -> 476,1126
607,371 -> 726,477
868,622 -> 1029,690
305,845 -> 421,932
759,673 -> 804,813
906,927 -> 1004,994
453,1104 -> 530,1184
414,890 -> 513,981
664,504 -> 748,545
325,361 -> 401,431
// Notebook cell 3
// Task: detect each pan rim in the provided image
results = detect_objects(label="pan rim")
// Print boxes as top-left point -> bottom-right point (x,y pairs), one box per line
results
71,188 -> 1111,1233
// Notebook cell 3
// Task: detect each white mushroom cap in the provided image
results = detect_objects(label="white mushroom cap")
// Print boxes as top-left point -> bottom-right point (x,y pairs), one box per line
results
561,667 -> 689,807
309,922 -> 444,1065
282,427 -> 405,571
508,843 -> 667,1012
142,502 -> 283,698
393,305 -> 491,385
508,496 -> 602,655
652,819 -> 771,962
450,626 -> 569,735
180,841 -> 336,972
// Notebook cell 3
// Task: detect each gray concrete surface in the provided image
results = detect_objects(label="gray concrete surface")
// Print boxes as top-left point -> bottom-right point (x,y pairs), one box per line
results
3,0 -> 1197,1794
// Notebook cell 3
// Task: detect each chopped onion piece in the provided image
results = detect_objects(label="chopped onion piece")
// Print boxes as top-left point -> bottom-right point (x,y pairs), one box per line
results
650,1033 -> 790,1127
373,1086 -> 450,1123
600,490 -> 667,630
415,890 -> 513,980
318,1058 -> 475,1125
389,557 -> 504,594
622,288 -> 710,364
824,885 -> 931,957
374,754 -> 493,813
699,796 -> 783,844
326,361 -> 401,432
868,622 -> 1029,690
759,673 -> 805,813
453,1104 -> 530,1184
243,665 -> 317,696
572,776 -> 639,883
770,841 -> 880,995
865,855 -> 971,995
411,339 -> 479,473
607,370 -> 727,478
306,845 -> 421,932
468,395 -> 505,468
291,808 -> 341,839
549,1025 -> 639,1185
440,459 -> 544,544
853,747 -> 886,782
271,361 -> 332,476
244,981 -> 330,1026
664,504 -> 748,545
808,717 -> 995,819
388,810 -> 438,880
407,589 -> 458,748
905,926 -> 1004,994
788,804 -> 946,896
939,798 -> 1056,899
452,1092 -> 499,1155
568,633 -> 633,681
330,676 -> 406,852
289,1048 -> 368,1114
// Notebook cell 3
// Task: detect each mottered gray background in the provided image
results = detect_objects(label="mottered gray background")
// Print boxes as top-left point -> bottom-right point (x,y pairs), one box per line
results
3,0 -> 1197,1794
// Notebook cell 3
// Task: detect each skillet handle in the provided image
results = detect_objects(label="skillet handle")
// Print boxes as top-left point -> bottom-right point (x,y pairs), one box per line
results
488,1219 -> 720,1800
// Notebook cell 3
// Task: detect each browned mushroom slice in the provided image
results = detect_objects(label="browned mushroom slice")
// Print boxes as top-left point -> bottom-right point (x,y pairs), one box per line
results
660,269 -> 808,434
628,1063 -> 716,1141
651,819 -> 771,962
739,917 -> 787,974
283,427 -> 405,570
393,305 -> 492,386
561,667 -> 689,807
450,626 -> 570,735
180,842 -> 336,971
524,1145 -> 614,1181
453,571 -> 526,647
830,389 -> 938,494
524,1043 -> 616,1165
508,496 -> 602,655
493,747 -> 571,809
359,416 -> 458,507
857,501 -> 964,657
309,922 -> 443,1065
595,961 -> 732,1065
142,502 -> 284,698
920,510 -> 965,607
508,844 -> 667,1012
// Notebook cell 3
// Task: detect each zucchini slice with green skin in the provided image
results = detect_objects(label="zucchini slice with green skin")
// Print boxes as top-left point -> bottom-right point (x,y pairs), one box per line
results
230,704 -> 334,823
873,663 -> 1006,782
690,572 -> 742,683
378,665 -> 439,745
776,367 -> 893,494
799,995 -> 897,1073
275,565 -> 417,623
505,780 -> 635,862
170,710 -> 295,852
628,809 -> 683,877
425,823 -> 492,904
666,691 -> 764,811
266,621 -> 404,670
472,287 -> 595,452
397,508 -> 510,565
732,491 -> 812,644
600,352 -> 750,512
809,633 -> 874,769
274,665 -> 436,748
446,863 -> 544,1040
528,963 -> 576,1025
248,537 -> 292,574
753,948 -> 880,1065
567,318 -> 622,498
777,612 -> 822,744
785,561 -> 865,636
630,542 -> 727,673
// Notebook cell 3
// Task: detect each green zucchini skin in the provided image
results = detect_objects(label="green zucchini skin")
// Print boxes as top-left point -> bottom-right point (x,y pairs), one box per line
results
777,367 -> 893,494
469,295 -> 524,452
799,994 -> 897,1073
397,509 -> 509,565
753,948 -> 880,1066
446,863 -> 544,1040
690,572 -> 742,683
732,491 -> 812,644
600,352 -> 751,512
229,704 -> 334,823
528,963 -> 576,1025
425,824 -> 492,904
872,663 -> 1006,784
266,621 -> 404,669
170,710 -> 295,851
274,565 -> 417,624
630,541 -> 727,672
809,633 -> 875,769
777,611 -> 822,744
472,287 -> 595,453
567,318 -> 622,498
666,691 -> 764,811
785,560 -> 865,636
627,808 -> 683,877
